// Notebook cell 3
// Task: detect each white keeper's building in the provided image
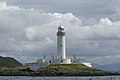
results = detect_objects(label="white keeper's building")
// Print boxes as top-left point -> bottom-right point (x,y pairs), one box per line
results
26,25 -> 92,70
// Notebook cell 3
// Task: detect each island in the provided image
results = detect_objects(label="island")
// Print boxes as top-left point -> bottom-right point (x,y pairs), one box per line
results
0,64 -> 119,76
0,56 -> 119,76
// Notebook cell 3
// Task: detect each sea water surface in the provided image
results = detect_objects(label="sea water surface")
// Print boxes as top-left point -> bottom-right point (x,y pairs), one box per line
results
0,76 -> 120,80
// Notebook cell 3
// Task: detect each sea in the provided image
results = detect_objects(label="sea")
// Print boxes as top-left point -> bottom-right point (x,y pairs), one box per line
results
0,76 -> 120,80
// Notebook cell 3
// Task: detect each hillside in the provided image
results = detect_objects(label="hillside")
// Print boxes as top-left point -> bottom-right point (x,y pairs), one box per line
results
0,56 -> 22,68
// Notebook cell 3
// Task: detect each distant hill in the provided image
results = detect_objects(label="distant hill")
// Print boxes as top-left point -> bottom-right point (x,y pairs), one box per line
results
0,56 -> 22,68
92,63 -> 120,72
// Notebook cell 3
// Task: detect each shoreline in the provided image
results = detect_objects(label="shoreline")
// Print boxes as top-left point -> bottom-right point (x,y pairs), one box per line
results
0,64 -> 119,77
0,70 -> 119,76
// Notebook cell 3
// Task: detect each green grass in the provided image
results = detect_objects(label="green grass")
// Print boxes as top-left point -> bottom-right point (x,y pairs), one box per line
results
39,64 -> 99,72
0,56 -> 22,68
0,65 -> 31,71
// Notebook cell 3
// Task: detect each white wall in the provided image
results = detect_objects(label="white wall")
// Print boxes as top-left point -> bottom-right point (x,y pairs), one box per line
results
57,35 -> 66,59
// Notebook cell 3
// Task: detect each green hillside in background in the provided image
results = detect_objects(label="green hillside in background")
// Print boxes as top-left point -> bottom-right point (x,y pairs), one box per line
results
0,56 -> 22,68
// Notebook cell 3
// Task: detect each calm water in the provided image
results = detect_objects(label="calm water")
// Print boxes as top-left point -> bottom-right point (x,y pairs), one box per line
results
0,76 -> 120,80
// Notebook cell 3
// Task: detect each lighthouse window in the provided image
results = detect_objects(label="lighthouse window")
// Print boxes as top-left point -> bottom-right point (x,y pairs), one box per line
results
61,44 -> 62,47
49,61 -> 51,63
61,60 -> 63,63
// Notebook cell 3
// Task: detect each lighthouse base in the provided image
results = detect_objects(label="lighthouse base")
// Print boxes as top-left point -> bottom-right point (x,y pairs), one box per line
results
25,58 -> 92,70
51,59 -> 71,64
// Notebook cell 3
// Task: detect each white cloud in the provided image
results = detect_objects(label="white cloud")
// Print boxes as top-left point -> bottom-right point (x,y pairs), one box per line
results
0,1 -> 120,65
107,0 -> 120,20
4,0 -> 112,18
0,1 -> 19,10
25,27 -> 36,40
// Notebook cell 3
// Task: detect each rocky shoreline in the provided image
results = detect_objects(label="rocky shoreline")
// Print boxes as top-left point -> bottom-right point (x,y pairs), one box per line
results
0,70 -> 119,76
0,64 -> 119,76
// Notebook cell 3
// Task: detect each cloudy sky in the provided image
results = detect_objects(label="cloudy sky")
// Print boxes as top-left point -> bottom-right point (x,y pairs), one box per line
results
0,0 -> 120,65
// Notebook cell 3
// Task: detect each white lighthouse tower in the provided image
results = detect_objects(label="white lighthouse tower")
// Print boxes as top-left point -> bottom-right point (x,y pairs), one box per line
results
57,25 -> 66,59
51,25 -> 71,64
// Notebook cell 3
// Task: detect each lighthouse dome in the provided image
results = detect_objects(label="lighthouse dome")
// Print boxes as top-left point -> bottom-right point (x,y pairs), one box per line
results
58,25 -> 64,29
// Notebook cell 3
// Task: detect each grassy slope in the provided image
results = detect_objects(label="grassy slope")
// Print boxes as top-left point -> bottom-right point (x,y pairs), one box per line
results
39,64 -> 100,72
0,56 -> 22,68
37,64 -> 112,76
0,65 -> 31,71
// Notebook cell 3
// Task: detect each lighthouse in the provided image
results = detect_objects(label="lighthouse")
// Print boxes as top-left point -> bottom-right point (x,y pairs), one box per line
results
26,25 -> 92,70
48,25 -> 71,64
57,25 -> 66,59
49,25 -> 71,64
